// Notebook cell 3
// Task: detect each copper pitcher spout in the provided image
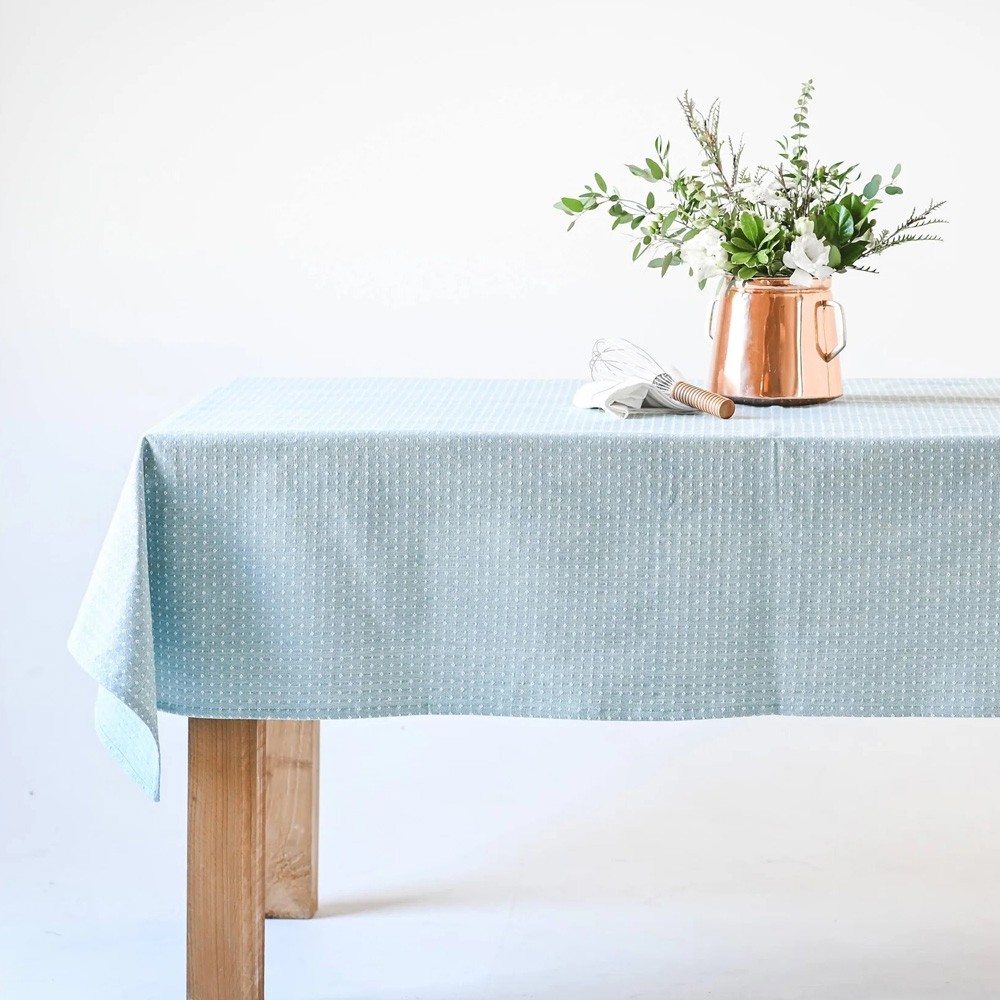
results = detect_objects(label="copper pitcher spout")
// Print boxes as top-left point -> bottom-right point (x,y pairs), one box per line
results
707,276 -> 846,405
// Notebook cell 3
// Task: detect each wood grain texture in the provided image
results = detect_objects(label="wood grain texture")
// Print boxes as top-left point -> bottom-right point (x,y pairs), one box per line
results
187,719 -> 265,1000
264,720 -> 320,918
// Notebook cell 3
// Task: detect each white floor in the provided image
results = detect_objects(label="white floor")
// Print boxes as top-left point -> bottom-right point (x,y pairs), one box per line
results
4,715 -> 1000,1000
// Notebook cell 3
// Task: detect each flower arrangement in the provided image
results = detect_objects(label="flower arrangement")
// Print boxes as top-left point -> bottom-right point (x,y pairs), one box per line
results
556,81 -> 946,288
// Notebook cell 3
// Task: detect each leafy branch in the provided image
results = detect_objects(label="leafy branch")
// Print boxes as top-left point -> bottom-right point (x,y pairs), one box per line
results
677,92 -> 738,200
869,199 -> 948,254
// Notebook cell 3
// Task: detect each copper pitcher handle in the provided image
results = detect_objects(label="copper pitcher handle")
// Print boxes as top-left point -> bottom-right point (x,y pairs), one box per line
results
817,299 -> 847,362
706,279 -> 733,341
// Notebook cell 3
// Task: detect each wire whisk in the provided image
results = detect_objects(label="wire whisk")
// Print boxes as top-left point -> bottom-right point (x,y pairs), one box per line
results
590,338 -> 735,420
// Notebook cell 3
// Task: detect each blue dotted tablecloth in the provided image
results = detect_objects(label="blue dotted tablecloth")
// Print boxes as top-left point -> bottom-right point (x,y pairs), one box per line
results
69,378 -> 1000,798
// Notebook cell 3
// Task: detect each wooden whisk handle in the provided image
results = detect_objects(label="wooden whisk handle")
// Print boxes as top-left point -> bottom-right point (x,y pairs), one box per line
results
672,381 -> 736,420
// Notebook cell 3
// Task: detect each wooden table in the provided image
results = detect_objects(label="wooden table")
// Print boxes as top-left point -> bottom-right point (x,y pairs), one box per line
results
188,719 -> 319,1000
67,379 -> 1000,998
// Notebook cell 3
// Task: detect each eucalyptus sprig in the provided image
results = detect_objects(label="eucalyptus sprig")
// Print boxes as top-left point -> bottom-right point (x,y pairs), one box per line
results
556,81 -> 947,288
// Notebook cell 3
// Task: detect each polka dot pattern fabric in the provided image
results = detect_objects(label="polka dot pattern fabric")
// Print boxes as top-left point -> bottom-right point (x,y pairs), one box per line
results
68,378 -> 1000,799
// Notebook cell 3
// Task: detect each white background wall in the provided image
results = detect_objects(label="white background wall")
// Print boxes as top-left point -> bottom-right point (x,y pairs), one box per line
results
2,1 -> 999,997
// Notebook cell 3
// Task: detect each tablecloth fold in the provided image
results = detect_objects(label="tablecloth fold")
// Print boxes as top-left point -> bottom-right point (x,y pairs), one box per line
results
69,442 -> 160,798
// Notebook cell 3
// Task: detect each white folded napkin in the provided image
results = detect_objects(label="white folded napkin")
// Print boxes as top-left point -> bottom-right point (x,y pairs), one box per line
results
573,379 -> 692,418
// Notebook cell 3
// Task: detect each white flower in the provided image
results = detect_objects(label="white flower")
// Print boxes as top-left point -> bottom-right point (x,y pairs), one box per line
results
738,177 -> 787,211
783,232 -> 834,287
681,227 -> 727,283
764,218 -> 783,237
794,217 -> 814,236
770,196 -> 791,216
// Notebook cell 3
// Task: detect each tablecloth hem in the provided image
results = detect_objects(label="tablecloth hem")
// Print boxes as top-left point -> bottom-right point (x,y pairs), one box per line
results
154,702 -> 1000,723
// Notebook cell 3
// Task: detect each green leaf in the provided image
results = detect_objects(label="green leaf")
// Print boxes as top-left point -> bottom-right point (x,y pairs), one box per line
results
891,163 -> 902,179
661,253 -> 673,276
630,215 -> 644,229
840,193 -> 870,223
567,220 -> 575,231
595,172 -> 607,193
628,164 -> 653,181
884,185 -> 903,195
740,212 -> 763,245
756,250 -> 770,264
730,251 -> 754,265
737,266 -> 758,280
840,242 -> 867,266
554,201 -> 573,215
824,203 -> 855,243
827,245 -> 842,268
862,175 -> 882,199
648,257 -> 665,269
645,158 -> 663,180
813,215 -> 836,243
729,235 -> 755,252
661,209 -> 678,230
561,197 -> 584,213
646,191 -> 655,210
632,242 -> 643,261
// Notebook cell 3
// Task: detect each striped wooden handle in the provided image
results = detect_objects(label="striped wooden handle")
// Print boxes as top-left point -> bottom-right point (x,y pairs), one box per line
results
672,381 -> 736,420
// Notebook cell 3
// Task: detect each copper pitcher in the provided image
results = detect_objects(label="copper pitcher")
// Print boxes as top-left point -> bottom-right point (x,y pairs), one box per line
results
707,276 -> 846,405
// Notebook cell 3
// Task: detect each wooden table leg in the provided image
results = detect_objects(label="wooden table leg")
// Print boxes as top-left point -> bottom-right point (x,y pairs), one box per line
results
264,720 -> 320,919
188,719 -> 265,1000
